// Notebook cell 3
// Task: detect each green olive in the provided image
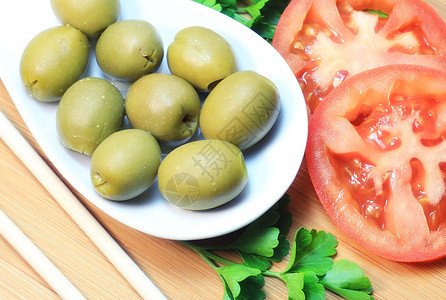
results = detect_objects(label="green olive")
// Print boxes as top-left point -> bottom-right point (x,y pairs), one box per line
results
125,73 -> 201,145
50,0 -> 120,39
200,70 -> 280,150
90,129 -> 162,201
20,25 -> 89,102
158,139 -> 248,210
96,19 -> 163,81
56,77 -> 124,155
167,26 -> 237,91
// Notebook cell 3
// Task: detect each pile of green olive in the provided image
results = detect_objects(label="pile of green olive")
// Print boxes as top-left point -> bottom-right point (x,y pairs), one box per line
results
19,0 -> 280,211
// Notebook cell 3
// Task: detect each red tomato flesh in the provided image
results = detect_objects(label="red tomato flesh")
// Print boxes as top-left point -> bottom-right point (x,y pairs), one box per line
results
272,0 -> 446,114
307,65 -> 446,262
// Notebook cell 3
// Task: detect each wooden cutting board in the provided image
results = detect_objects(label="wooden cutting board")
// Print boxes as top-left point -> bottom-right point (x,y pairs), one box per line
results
0,1 -> 445,299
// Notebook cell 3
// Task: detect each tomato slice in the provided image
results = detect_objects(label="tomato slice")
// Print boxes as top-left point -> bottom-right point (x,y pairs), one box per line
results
306,65 -> 446,262
272,0 -> 446,114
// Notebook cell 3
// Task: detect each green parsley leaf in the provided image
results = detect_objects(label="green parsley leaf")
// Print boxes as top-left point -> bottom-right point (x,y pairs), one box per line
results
284,227 -> 338,275
302,271 -> 325,300
319,259 -> 374,300
230,195 -> 291,257
268,204 -> 292,262
231,216 -> 280,257
281,272 -> 305,300
269,234 -> 290,262
239,251 -> 271,271
274,196 -> 293,236
218,264 -> 264,299
232,227 -> 279,257
237,274 -> 266,300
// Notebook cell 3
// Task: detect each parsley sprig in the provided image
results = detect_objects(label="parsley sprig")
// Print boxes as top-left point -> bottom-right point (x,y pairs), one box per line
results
192,0 -> 290,41
182,195 -> 374,299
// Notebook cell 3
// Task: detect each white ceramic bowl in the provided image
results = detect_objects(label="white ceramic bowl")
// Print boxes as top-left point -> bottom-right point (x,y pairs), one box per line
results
0,0 -> 307,240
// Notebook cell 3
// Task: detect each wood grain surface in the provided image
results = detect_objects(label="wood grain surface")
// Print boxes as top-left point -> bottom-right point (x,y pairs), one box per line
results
1,0 -> 446,299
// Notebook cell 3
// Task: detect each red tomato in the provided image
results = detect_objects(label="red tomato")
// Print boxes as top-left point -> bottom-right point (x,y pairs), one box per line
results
272,0 -> 446,114
306,65 -> 446,262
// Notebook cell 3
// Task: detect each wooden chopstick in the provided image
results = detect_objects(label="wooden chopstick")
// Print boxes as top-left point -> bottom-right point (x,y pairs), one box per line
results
0,110 -> 166,300
0,208 -> 86,300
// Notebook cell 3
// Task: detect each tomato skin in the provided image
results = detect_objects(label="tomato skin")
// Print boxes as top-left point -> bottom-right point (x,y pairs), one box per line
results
272,0 -> 446,114
306,65 -> 446,262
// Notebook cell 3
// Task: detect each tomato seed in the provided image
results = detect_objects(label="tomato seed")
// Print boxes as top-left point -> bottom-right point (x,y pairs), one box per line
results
303,24 -> 318,37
